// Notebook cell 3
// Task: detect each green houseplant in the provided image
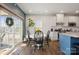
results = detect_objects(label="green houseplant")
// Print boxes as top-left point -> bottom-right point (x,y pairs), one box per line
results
28,18 -> 35,27
28,18 -> 35,34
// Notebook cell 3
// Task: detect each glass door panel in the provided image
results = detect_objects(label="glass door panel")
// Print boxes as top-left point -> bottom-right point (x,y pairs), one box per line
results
0,15 -> 23,50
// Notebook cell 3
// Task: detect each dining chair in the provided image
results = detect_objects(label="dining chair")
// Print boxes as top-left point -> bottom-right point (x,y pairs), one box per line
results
34,31 -> 44,51
27,30 -> 35,47
44,30 -> 51,47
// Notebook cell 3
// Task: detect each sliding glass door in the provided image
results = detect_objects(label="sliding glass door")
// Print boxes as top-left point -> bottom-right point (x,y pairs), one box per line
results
0,15 -> 23,50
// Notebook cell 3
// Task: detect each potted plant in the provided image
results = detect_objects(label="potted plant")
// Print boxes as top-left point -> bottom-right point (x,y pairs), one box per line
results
28,18 -> 35,34
28,18 -> 35,27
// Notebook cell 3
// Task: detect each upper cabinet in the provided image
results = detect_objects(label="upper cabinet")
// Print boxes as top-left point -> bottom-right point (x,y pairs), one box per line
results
60,15 -> 79,27
68,16 -> 77,22
68,16 -> 79,27
75,16 -> 79,27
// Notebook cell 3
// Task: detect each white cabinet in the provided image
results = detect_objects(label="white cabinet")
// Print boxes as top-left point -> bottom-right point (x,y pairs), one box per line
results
68,16 -> 77,22
76,17 -> 79,27
68,16 -> 79,27
63,16 -> 79,27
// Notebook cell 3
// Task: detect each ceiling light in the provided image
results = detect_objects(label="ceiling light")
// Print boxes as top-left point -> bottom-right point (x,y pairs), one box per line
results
45,10 -> 48,13
76,10 -> 79,13
60,10 -> 64,13
29,10 -> 32,13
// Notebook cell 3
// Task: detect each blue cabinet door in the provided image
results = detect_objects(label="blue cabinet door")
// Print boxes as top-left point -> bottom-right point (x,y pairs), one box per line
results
71,37 -> 79,54
59,34 -> 71,55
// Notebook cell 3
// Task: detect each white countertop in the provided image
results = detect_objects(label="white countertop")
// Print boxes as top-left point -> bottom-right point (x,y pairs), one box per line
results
60,32 -> 79,38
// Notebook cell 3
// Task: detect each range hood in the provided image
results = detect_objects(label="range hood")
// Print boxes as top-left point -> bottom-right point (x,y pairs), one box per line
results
56,14 -> 64,26
56,14 -> 64,23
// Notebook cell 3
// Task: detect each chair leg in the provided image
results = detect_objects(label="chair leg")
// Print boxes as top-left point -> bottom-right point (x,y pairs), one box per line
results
46,41 -> 49,47
47,43 -> 49,47
27,40 -> 30,46
42,46 -> 44,51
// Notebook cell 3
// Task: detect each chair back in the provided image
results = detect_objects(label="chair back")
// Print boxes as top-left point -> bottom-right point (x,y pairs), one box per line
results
46,30 -> 50,41
27,30 -> 30,39
34,31 -> 44,44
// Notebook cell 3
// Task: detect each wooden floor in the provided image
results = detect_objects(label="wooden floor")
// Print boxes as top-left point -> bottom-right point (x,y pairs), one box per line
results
9,40 -> 63,55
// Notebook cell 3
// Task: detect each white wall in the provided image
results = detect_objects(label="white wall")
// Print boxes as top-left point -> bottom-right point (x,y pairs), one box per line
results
26,15 -> 56,34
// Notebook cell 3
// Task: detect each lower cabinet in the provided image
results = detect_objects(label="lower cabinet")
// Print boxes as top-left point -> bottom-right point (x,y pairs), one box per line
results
59,34 -> 79,55
59,34 -> 71,55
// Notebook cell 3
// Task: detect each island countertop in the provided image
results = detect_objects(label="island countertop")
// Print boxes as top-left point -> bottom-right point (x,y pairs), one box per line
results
60,32 -> 79,38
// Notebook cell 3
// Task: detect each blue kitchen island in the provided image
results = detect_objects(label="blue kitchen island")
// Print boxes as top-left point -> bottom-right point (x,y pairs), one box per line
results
59,32 -> 79,55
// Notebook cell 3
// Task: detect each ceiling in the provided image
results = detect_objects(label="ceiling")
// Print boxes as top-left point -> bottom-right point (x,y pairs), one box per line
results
17,3 -> 79,15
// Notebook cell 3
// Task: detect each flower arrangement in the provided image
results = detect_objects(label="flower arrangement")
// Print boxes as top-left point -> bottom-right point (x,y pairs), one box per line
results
35,27 -> 41,32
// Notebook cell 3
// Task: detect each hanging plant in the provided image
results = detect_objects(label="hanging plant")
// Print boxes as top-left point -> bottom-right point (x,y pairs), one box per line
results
28,18 -> 35,27
6,17 -> 14,27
